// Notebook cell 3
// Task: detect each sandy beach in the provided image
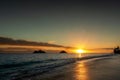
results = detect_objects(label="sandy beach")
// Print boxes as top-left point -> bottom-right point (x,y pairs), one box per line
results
17,54 -> 120,80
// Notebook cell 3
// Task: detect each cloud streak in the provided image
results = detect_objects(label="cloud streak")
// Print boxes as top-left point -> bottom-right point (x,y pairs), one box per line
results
0,36 -> 72,48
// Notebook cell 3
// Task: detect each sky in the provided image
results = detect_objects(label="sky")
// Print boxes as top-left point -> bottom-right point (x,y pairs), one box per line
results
0,0 -> 120,53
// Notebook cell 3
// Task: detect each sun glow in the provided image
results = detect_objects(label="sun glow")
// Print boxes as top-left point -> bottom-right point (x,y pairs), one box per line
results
76,49 -> 85,53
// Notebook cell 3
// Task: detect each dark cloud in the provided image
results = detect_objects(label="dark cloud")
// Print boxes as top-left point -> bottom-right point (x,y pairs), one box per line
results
0,36 -> 72,48
88,48 -> 113,50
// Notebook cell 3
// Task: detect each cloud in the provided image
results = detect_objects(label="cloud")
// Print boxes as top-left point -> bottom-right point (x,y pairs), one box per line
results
88,48 -> 113,50
0,36 -> 72,48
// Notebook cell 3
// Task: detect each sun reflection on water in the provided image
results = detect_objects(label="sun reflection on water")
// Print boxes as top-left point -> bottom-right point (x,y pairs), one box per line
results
74,61 -> 89,80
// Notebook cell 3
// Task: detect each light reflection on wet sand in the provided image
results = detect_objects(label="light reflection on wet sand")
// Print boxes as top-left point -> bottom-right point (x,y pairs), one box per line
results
74,61 -> 89,80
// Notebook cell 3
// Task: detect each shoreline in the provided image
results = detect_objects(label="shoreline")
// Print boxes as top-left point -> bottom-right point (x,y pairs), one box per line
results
28,55 -> 120,80
13,53 -> 116,80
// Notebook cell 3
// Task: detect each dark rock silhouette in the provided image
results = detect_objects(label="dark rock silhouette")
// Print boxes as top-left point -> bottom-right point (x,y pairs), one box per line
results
114,46 -> 120,54
33,50 -> 46,53
59,50 -> 67,53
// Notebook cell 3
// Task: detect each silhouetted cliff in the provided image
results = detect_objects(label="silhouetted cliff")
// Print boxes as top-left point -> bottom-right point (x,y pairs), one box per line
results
114,46 -> 120,54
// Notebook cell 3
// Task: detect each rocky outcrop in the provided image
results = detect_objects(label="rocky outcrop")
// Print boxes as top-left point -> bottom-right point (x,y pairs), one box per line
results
33,50 -> 46,53
59,50 -> 67,53
114,46 -> 120,54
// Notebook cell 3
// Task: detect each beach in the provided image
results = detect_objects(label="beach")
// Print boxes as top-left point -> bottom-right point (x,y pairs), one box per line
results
21,54 -> 120,80
0,0 -> 120,80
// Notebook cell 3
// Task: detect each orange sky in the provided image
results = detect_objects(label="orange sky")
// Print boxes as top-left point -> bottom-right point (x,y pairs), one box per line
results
0,44 -> 113,54
0,1 -> 120,53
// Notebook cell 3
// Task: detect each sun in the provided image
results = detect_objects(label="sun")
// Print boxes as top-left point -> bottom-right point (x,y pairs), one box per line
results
76,49 -> 85,53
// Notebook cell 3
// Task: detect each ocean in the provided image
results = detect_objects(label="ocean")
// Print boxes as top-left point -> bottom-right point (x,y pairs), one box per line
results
0,53 -> 113,80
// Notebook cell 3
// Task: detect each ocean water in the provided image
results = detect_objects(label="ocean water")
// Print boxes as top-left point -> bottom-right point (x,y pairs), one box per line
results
0,53 -> 113,80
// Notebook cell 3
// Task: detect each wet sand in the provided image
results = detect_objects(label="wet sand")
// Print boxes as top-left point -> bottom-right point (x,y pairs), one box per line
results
22,55 -> 120,80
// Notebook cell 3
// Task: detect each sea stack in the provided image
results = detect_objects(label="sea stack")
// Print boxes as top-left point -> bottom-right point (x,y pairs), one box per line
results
33,50 -> 46,53
59,50 -> 67,53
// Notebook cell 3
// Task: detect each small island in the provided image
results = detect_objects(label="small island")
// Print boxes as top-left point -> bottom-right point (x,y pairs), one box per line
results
33,50 -> 46,54
59,50 -> 67,53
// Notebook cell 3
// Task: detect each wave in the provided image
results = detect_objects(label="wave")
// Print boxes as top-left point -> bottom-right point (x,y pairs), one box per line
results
0,59 -> 58,69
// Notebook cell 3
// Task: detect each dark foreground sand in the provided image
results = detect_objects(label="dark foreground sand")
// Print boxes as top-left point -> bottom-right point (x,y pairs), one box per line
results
22,55 -> 120,80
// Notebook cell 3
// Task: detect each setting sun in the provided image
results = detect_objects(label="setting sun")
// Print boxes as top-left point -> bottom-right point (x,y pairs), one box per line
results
76,49 -> 85,53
